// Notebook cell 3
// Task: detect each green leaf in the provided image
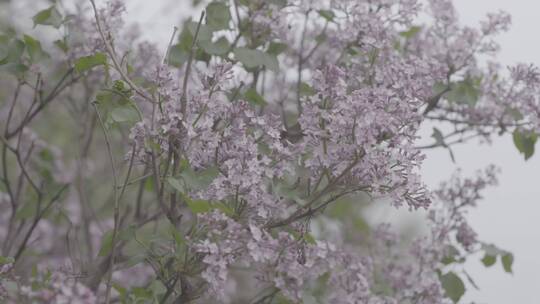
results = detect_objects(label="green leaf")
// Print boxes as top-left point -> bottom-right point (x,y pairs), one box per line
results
166,177 -> 185,193
0,36 -> 26,66
446,79 -> 480,106
0,256 -> 14,266
206,2 -> 231,30
95,85 -> 140,129
169,160 -> 219,191
166,23 -> 199,67
273,178 -> 307,206
23,35 -> 49,62
123,253 -> 147,268
482,243 -> 506,256
432,81 -> 449,95
440,272 -> 466,303
33,148 -> 58,185
267,42 -> 287,55
505,107 -> 524,121
119,226 -> 137,241
263,54 -> 279,72
431,127 -> 445,146
481,254 -> 497,267
441,245 -> 460,265
0,63 -> 28,78
98,230 -> 113,257
195,48 -> 212,63
14,200 -> 37,220
167,44 -> 189,67
168,21 -> 215,65
186,199 -> 212,214
110,106 -> 139,123
213,202 -> 235,216
180,166 -> 219,190
243,88 -> 267,106
75,52 -> 107,73
112,80 -> 132,95
112,283 -> 127,300
513,130 -> 537,160
304,233 -> 316,244
168,176 -> 231,215
0,38 -> 25,65
170,225 -> 185,246
501,253 -> 514,273
32,6 -> 63,28
187,21 -> 213,43
98,227 -> 136,257
267,0 -> 287,7
178,24 -> 195,49
352,217 -> 369,232
318,10 -> 335,22
200,37 -> 230,55
132,287 -> 153,299
54,39 -> 69,53
315,32 -> 327,44
234,47 -> 261,69
0,35 -> 9,61
234,47 -> 279,72
299,82 -> 316,96
178,158 -> 190,171
399,26 -> 422,39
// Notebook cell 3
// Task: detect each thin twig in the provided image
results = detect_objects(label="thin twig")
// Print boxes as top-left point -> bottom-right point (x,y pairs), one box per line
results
296,10 -> 311,115
2,83 -> 21,213
89,0 -> 155,104
267,156 -> 360,228
163,26 -> 179,65
92,102 -> 119,304
180,11 -> 205,116
6,69 -> 77,139
118,145 -> 137,202
13,184 -> 69,262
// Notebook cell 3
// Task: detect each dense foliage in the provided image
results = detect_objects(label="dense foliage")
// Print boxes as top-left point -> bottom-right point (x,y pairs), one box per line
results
0,0 -> 537,303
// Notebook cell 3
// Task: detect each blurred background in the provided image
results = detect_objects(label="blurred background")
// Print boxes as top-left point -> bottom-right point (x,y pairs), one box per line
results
425,1 -> 540,303
2,0 -> 539,303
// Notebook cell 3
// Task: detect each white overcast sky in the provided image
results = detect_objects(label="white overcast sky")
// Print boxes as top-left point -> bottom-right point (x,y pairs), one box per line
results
127,1 -> 540,303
